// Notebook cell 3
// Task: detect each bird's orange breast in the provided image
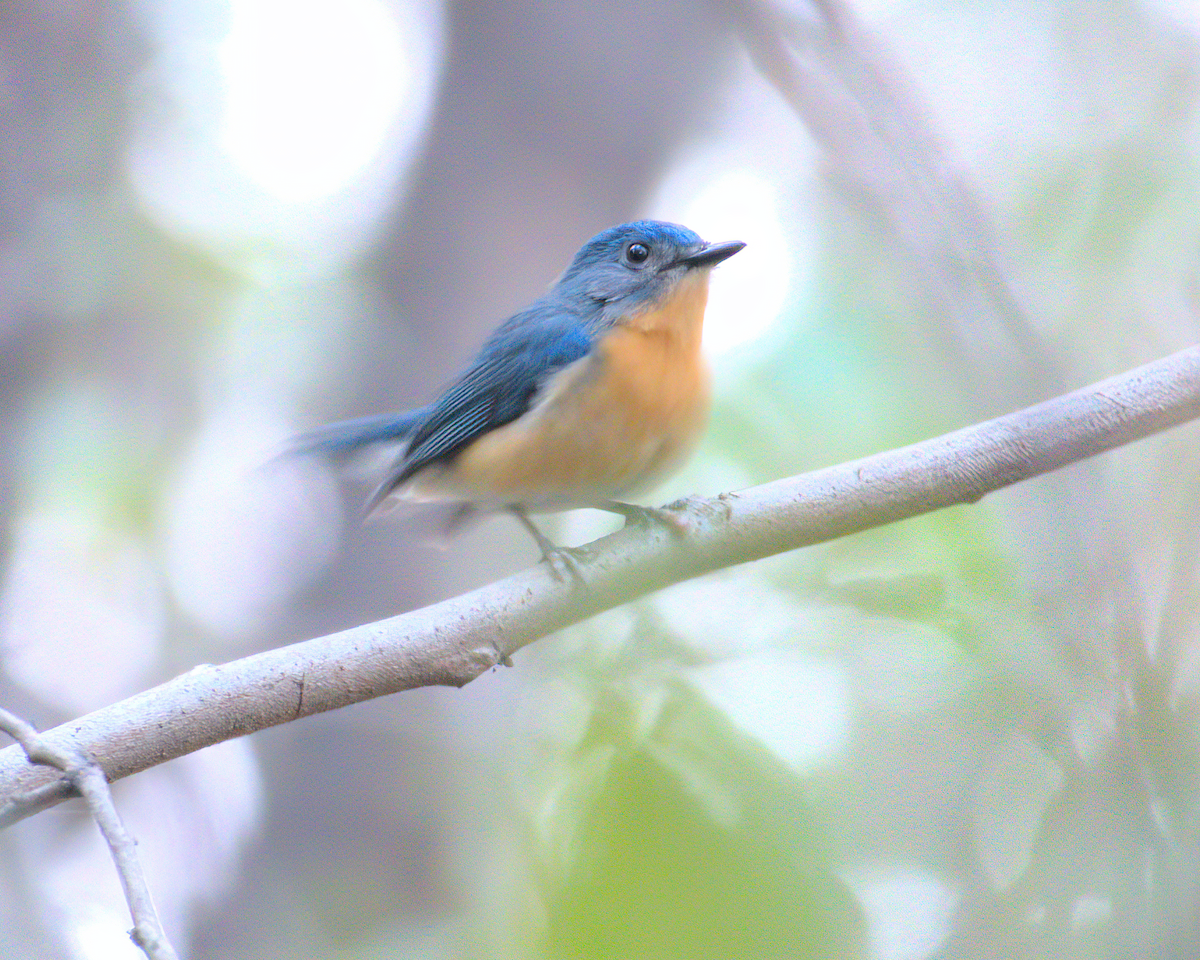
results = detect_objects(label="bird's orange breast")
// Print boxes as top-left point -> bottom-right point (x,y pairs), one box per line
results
405,272 -> 714,509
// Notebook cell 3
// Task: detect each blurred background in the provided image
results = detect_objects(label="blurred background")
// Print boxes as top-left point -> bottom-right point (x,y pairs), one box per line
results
2,0 -> 1200,956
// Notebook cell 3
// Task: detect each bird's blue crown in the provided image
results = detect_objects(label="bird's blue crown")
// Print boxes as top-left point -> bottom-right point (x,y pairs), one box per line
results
561,220 -> 703,279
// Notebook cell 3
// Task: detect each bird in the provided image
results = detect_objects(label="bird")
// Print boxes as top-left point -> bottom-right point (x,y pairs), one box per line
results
286,219 -> 745,575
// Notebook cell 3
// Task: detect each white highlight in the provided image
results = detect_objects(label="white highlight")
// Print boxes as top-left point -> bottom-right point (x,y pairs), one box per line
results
0,510 -> 164,713
128,0 -> 443,269
650,61 -> 817,358
218,0 -> 411,202
681,171 -> 794,356
162,403 -> 343,640
689,650 -> 849,773
848,867 -> 959,960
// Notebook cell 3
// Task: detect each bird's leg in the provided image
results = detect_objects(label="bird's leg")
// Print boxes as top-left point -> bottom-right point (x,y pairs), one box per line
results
509,506 -> 585,583
444,502 -> 478,533
596,499 -> 691,536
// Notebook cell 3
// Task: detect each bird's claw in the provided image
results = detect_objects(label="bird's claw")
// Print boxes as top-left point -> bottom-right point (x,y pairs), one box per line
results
601,500 -> 692,536
542,545 -> 587,584
508,505 -> 587,584
651,493 -> 736,530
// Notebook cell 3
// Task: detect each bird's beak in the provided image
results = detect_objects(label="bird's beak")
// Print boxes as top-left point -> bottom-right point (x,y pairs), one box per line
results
675,240 -> 746,269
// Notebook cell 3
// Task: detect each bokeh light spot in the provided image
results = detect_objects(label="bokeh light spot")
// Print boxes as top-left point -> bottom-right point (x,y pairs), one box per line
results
0,510 -> 164,713
682,170 -> 794,355
218,0 -> 410,201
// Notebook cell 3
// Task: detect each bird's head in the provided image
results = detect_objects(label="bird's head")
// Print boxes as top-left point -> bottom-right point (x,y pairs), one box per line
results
557,220 -> 744,322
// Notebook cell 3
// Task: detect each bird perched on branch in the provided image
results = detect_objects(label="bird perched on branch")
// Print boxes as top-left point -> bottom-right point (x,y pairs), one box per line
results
287,219 -> 744,574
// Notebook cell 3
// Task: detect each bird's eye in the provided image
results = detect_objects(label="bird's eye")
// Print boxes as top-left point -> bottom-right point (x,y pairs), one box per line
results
625,242 -> 650,264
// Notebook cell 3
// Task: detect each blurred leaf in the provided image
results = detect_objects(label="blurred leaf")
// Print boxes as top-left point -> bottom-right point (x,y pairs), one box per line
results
819,572 -> 948,621
528,682 -> 865,960
973,735 -> 1064,891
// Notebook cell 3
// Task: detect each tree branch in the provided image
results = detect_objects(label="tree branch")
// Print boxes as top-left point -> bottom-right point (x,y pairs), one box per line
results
1,344 -> 1198,829
0,709 -> 180,959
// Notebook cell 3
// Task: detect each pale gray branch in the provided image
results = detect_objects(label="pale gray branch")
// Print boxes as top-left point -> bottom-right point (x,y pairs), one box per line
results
1,344 -> 1198,829
0,709 -> 180,960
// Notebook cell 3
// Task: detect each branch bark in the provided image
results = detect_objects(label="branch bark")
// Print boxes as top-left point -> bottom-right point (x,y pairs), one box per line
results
1,344 -> 1198,829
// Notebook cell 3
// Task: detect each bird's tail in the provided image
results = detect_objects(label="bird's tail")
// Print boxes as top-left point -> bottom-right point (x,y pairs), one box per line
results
285,408 -> 428,459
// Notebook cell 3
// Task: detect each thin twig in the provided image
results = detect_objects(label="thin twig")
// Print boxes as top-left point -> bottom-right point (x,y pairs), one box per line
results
0,344 -> 1197,830
0,709 -> 180,960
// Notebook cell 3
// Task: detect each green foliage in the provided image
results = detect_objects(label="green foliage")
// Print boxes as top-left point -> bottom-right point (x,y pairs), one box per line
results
538,685 -> 862,959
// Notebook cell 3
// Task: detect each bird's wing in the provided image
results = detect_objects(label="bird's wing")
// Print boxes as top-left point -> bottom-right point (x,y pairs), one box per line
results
365,309 -> 594,509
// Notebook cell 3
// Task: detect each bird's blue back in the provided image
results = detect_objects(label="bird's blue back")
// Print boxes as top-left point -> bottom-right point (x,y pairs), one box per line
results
394,299 -> 596,485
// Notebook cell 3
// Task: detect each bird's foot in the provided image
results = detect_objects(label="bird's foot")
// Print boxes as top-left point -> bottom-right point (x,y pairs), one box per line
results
601,494 -> 736,536
674,491 -> 737,523
598,500 -> 693,536
509,506 -> 586,584
542,545 -> 588,584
